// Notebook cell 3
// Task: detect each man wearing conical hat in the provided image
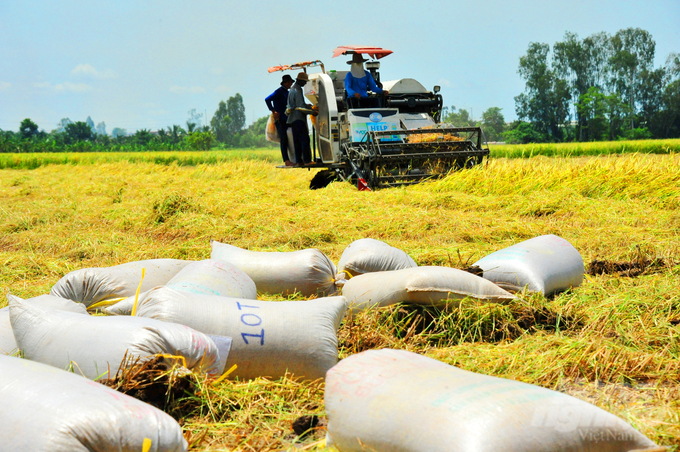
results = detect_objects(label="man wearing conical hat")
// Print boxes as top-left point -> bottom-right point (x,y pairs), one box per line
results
345,53 -> 388,108
265,74 -> 295,166
286,72 -> 314,166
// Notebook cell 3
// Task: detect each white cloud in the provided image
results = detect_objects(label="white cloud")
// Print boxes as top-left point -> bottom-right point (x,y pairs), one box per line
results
169,85 -> 206,94
71,63 -> 116,79
33,81 -> 92,92
54,82 -> 93,92
437,78 -> 451,87
215,85 -> 231,95
0,81 -> 10,91
210,68 -> 225,75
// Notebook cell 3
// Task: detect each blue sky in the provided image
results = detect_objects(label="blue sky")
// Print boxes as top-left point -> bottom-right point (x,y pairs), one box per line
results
1,0 -> 678,133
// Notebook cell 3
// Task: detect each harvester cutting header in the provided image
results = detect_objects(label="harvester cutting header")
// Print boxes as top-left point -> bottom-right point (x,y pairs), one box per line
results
267,46 -> 490,190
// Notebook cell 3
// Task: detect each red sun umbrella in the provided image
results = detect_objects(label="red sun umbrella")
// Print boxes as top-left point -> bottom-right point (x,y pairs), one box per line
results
331,46 -> 393,60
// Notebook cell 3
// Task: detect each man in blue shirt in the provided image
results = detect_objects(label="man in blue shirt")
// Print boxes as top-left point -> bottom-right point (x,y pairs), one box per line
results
345,53 -> 389,108
265,74 -> 295,165
286,72 -> 314,166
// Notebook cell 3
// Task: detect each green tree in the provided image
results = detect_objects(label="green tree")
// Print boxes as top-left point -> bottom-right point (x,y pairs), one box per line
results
211,100 -> 233,144
20,118 -> 39,140
167,125 -> 185,144
502,121 -> 545,144
603,92 -> 631,140
186,131 -> 214,150
576,87 -> 608,141
481,107 -> 505,141
609,28 -> 656,130
442,106 -> 475,127
554,31 -> 611,140
65,121 -> 94,142
226,93 -> 246,136
134,129 -> 154,146
637,67 -> 667,134
658,54 -> 680,137
235,115 -> 276,148
515,42 -> 571,141
211,93 -> 246,146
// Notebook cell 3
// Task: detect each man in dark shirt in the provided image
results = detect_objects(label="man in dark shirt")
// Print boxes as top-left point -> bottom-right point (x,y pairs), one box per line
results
286,72 -> 314,166
265,74 -> 295,165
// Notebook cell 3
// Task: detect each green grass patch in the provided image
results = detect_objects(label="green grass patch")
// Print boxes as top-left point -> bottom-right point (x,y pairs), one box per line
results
490,138 -> 680,158
0,149 -> 280,169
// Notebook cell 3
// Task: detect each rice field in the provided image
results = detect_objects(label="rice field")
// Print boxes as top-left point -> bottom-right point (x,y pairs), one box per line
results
0,137 -> 678,170
490,138 -> 680,158
0,149 -> 678,450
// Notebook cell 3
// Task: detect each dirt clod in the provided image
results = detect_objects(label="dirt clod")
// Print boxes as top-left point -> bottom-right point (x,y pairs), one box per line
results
588,258 -> 668,277
292,415 -> 320,437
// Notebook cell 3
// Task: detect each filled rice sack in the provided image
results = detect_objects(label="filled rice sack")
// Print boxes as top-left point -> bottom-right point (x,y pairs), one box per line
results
1,294 -> 89,355
135,286 -> 348,380
0,307 -> 15,355
473,234 -> 584,295
50,258 -> 192,308
325,349 -> 660,452
9,296 -> 222,379
210,240 -> 337,296
105,259 -> 257,315
341,266 -> 515,311
0,354 -> 187,451
337,238 -> 417,277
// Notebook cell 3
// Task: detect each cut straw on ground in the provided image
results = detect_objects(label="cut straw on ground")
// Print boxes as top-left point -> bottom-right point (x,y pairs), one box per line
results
1,150 -> 678,449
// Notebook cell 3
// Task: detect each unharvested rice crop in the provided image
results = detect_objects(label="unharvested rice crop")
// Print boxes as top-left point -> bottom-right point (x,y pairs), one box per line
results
1,151 -> 678,450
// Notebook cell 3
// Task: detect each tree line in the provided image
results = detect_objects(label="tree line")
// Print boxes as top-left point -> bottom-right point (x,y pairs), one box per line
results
510,27 -> 679,142
444,27 -> 679,143
0,93 -> 275,153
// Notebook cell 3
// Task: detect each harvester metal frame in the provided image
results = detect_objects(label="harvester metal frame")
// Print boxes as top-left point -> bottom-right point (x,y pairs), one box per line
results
335,126 -> 489,189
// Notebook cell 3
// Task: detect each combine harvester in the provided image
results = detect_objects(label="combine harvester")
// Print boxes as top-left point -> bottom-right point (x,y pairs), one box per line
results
268,46 -> 490,190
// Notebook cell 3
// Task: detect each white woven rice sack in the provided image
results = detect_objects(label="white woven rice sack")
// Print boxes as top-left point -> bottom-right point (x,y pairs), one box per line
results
1,295 -> 88,355
135,286 -> 348,380
50,258 -> 192,308
341,266 -> 515,311
325,349 -> 660,452
10,296 -> 222,379
165,259 -> 257,297
0,354 -> 187,451
473,234 -> 584,295
12,293 -> 89,313
337,238 -> 417,277
0,307 -> 15,355
210,241 -> 337,296
105,259 -> 257,315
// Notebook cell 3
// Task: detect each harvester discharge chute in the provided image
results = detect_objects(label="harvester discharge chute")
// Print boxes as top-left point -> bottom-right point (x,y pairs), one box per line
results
268,46 -> 490,190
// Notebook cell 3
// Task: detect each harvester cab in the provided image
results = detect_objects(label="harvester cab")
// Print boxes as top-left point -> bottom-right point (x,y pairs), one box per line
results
268,46 -> 490,190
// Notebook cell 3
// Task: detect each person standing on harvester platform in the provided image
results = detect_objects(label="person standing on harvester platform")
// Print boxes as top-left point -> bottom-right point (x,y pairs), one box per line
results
265,74 -> 294,166
286,72 -> 314,166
